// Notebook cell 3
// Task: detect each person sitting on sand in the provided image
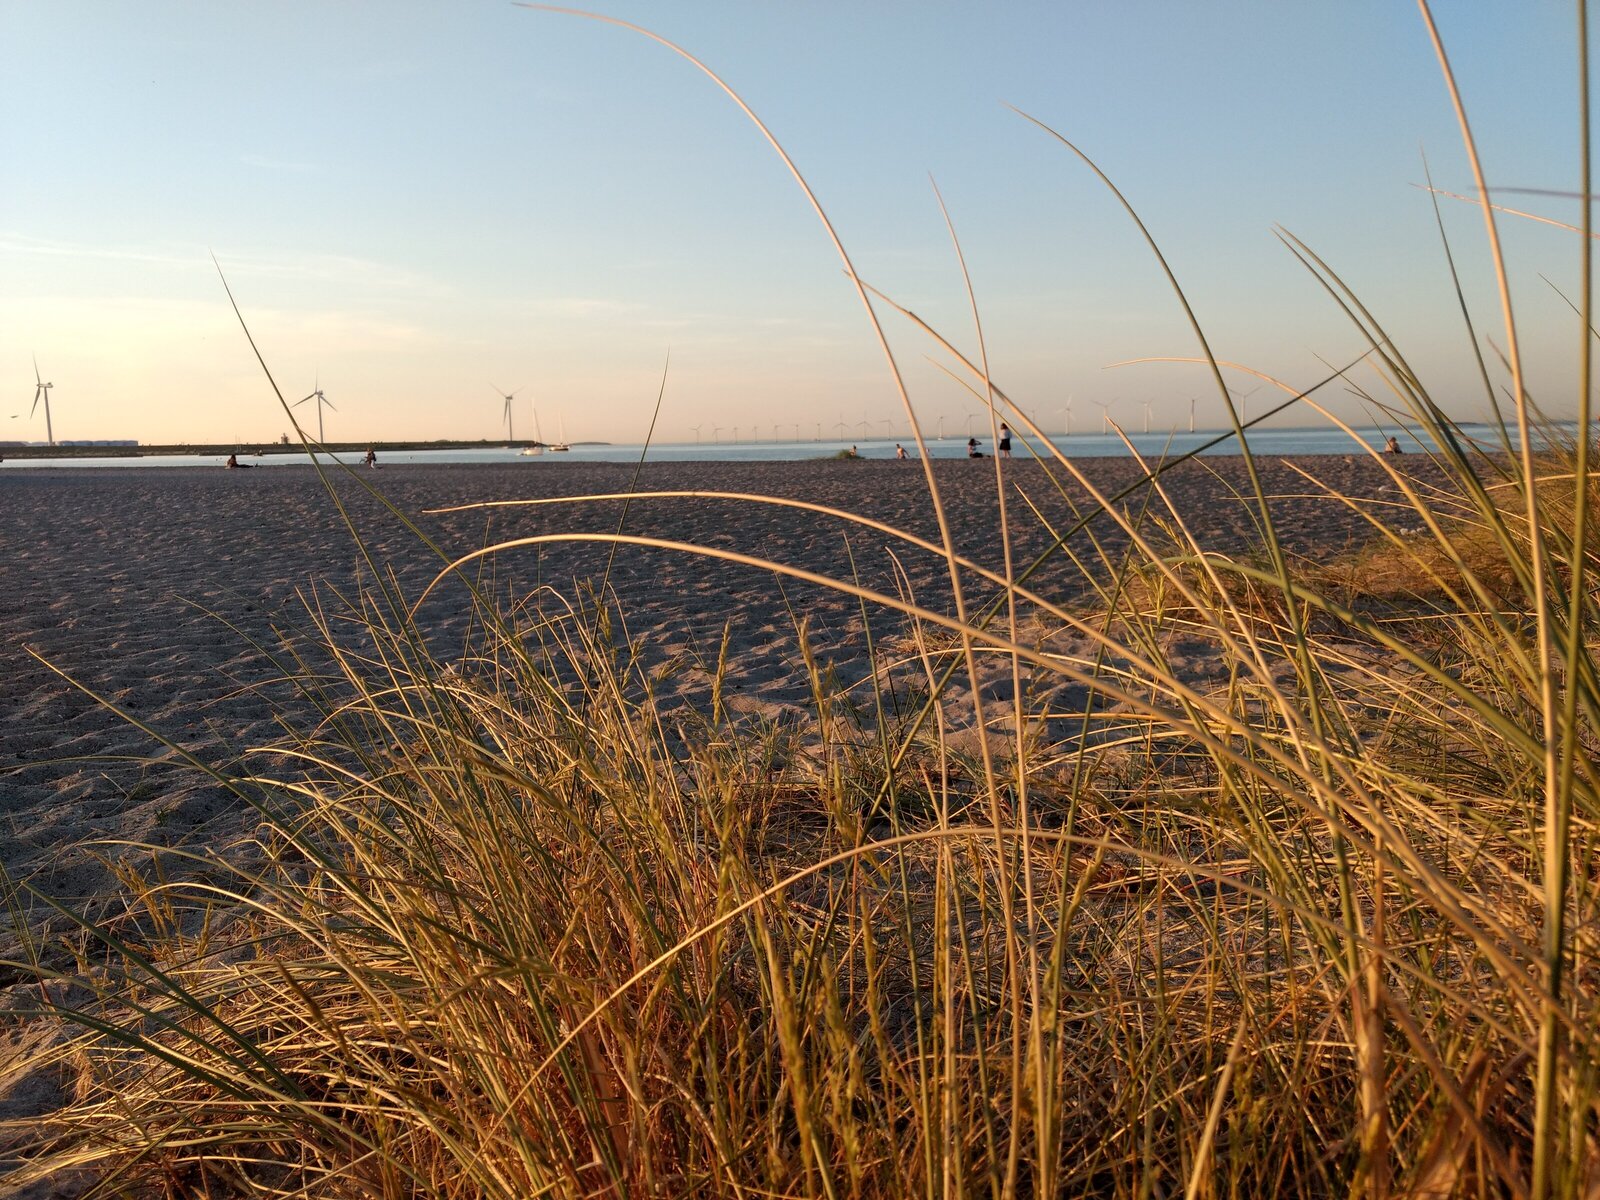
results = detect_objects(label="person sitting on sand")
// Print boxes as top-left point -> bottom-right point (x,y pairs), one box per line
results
998,423 -> 1012,459
1384,435 -> 1402,455
224,453 -> 252,469
967,437 -> 984,458
895,443 -> 907,460
364,447 -> 377,468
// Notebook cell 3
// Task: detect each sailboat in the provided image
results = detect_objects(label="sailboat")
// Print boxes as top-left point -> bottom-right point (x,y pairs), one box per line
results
549,411 -> 570,452
520,405 -> 545,456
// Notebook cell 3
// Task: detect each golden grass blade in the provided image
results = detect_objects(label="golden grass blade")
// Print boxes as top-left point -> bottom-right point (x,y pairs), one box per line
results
1411,183 -> 1600,239
1415,9 -> 1562,1193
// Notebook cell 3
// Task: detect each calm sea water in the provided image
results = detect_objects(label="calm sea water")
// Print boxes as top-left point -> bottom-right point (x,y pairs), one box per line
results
0,424 -> 1567,470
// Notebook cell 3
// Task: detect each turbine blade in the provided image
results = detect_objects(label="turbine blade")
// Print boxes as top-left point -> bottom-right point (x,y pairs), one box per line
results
33,355 -> 41,386
322,397 -> 337,410
294,393 -> 315,406
489,383 -> 505,398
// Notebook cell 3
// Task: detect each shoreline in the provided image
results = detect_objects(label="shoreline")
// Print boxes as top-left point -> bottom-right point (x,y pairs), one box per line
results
0,439 -> 589,461
0,421 -> 1524,467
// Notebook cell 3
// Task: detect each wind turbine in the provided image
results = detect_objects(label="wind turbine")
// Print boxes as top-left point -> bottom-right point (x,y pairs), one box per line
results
1141,399 -> 1152,434
1228,385 -> 1261,426
30,357 -> 55,446
1094,400 -> 1111,433
294,379 -> 336,442
490,383 -> 522,443
690,423 -> 703,444
1188,397 -> 1198,433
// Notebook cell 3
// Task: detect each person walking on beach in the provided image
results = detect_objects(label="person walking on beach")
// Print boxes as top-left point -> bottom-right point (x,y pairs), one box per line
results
895,443 -> 907,460
364,447 -> 377,468
998,423 -> 1012,459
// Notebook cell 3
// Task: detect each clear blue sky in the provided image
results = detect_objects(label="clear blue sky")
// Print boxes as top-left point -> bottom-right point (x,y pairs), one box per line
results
1,3 -> 1591,445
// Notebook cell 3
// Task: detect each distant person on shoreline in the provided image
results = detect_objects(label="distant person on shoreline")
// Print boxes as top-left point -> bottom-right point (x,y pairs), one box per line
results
1384,435 -> 1402,455
967,437 -> 984,458
998,423 -> 1012,458
364,447 -> 377,468
225,453 -> 252,469
895,443 -> 908,460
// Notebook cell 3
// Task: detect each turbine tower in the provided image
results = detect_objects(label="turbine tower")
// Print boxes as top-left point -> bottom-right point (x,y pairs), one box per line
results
294,379 -> 336,442
490,383 -> 523,443
30,356 -> 55,446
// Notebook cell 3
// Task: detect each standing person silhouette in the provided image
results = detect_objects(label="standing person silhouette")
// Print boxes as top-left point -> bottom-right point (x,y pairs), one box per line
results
998,423 -> 1012,459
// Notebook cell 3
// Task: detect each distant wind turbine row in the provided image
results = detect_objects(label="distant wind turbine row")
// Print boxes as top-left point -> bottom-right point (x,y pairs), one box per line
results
19,359 -> 1257,449
14,365 -> 549,448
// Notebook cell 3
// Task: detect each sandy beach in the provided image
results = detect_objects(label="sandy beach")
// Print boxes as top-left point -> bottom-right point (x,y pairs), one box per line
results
0,453 -> 1418,882
0,453 -> 1417,923
0,448 -> 1472,1191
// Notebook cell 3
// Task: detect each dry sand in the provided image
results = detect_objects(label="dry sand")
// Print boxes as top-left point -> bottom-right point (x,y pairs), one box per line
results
0,454 -> 1420,907
0,451 -> 1423,1174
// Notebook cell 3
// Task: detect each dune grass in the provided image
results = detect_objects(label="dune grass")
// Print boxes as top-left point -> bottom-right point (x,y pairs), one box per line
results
6,2 -> 1600,1196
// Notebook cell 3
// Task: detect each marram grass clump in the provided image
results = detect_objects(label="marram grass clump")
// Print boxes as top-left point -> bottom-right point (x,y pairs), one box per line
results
5,414 -> 1599,1198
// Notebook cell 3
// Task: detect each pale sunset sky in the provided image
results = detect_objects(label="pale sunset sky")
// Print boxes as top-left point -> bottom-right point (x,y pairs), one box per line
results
1,3 -> 1591,445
